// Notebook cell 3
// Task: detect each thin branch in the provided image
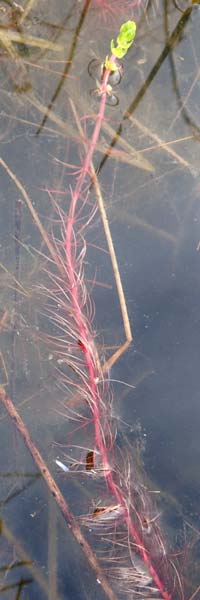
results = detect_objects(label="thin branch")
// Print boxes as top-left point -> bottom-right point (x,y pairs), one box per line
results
129,115 -> 194,172
69,98 -> 133,371
0,157 -> 64,276
0,386 -> 118,600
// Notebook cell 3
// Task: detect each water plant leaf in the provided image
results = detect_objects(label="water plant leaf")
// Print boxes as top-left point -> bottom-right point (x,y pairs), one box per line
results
119,20 -> 136,43
110,20 -> 136,60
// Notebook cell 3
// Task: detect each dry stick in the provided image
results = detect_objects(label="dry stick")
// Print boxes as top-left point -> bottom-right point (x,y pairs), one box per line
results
95,6 -> 193,178
1,518 -> 59,599
0,351 -> 8,386
69,99 -> 132,372
0,30 -> 63,52
101,118 -> 154,172
114,207 -> 177,244
36,0 -> 92,135
25,92 -> 153,172
48,498 -> 57,600
129,115 -> 194,172
0,157 -> 65,278
189,585 -> 200,600
0,387 -> 118,600
19,0 -> 38,25
0,260 -> 29,297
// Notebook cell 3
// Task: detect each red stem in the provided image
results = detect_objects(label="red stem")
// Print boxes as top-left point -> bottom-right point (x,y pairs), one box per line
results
65,57 -> 174,600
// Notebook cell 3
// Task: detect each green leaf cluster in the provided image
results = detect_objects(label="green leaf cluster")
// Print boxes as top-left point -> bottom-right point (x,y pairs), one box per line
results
110,20 -> 136,59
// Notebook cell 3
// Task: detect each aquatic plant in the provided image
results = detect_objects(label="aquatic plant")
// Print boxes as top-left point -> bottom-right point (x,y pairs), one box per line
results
0,10 -> 196,600
105,20 -> 136,70
40,18 -> 183,600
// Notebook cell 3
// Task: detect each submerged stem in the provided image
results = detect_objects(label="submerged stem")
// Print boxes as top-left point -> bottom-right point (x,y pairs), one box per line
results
0,387 -> 118,600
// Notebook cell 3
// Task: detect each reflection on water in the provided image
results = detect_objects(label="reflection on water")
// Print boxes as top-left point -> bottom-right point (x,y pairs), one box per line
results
0,0 -> 200,598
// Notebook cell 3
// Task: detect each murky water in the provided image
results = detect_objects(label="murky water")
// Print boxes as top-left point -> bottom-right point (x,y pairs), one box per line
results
0,1 -> 200,598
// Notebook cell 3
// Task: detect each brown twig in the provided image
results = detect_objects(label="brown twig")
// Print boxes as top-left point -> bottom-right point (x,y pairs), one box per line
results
0,386 -> 118,600
1,518 -> 56,598
129,115 -> 194,172
69,98 -> 133,371
48,498 -> 58,600
19,0 -> 38,24
0,157 -> 64,277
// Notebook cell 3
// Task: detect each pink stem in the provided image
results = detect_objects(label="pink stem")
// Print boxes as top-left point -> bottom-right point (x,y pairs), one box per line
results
64,57 -> 174,600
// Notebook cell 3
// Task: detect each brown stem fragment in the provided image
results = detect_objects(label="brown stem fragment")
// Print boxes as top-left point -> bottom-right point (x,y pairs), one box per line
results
0,386 -> 117,600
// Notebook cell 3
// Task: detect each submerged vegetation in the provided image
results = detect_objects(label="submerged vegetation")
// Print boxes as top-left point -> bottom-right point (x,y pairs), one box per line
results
0,1 -> 200,599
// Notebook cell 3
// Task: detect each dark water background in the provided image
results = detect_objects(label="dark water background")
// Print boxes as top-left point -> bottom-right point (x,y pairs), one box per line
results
0,1 -> 200,598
